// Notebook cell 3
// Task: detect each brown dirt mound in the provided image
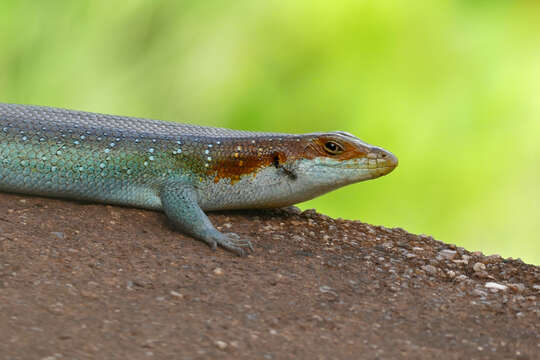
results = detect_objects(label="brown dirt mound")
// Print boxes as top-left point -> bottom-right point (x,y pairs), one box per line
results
0,192 -> 538,359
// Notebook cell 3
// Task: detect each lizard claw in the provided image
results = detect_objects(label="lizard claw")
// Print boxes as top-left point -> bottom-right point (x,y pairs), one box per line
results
215,232 -> 254,256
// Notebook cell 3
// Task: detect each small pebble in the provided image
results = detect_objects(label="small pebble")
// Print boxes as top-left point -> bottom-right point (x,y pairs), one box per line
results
508,283 -> 526,293
213,268 -> 224,276
485,282 -> 507,291
170,291 -> 183,298
319,285 -> 337,296
215,341 -> 228,350
472,289 -> 488,297
285,206 -> 302,214
487,254 -> 502,262
439,250 -> 457,260
421,265 -> 438,275
302,209 -> 317,217
50,232 -> 65,239
473,262 -> 486,272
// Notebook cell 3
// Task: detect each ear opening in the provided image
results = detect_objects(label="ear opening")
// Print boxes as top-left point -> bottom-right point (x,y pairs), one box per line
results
273,154 -> 280,168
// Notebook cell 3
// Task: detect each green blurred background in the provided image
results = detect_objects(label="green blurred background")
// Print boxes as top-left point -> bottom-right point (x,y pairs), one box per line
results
1,1 -> 538,264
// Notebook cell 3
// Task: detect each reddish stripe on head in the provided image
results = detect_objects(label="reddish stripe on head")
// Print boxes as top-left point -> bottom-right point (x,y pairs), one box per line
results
307,135 -> 369,160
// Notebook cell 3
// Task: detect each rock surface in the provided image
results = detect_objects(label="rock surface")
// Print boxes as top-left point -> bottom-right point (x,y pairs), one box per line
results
0,192 -> 538,359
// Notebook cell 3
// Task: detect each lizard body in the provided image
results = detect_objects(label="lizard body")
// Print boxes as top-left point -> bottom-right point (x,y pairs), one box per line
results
0,103 -> 397,255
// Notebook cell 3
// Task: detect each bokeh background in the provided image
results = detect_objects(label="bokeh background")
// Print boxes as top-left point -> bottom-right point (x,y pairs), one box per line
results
1,1 -> 538,264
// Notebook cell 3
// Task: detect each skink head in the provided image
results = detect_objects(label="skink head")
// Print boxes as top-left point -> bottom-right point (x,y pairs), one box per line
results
198,131 -> 397,209
260,131 -> 399,204
299,131 -> 397,180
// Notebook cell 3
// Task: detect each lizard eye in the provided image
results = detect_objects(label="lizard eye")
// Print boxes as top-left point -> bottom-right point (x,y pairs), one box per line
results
323,141 -> 344,155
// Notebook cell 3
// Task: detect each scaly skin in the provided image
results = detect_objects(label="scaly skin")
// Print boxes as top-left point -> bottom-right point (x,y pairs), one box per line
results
0,103 -> 398,255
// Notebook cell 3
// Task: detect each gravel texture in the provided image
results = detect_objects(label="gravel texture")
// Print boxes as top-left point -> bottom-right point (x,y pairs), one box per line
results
0,192 -> 538,359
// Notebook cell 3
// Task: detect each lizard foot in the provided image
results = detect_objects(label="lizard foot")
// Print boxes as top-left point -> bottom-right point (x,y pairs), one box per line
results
213,232 -> 254,256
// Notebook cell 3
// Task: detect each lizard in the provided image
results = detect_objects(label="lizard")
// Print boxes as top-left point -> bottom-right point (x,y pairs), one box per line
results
0,103 -> 398,255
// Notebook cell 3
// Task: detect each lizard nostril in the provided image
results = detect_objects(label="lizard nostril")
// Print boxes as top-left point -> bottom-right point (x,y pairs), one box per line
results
381,153 -> 386,158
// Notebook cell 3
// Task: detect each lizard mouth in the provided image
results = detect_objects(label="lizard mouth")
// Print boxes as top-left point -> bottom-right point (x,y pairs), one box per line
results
317,162 -> 397,179
318,148 -> 398,171
298,148 -> 397,183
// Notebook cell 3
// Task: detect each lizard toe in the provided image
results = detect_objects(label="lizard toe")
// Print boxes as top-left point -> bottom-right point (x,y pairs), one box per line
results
216,233 -> 254,256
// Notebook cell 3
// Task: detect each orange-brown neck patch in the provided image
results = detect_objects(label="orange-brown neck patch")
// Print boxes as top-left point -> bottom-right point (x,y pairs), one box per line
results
207,139 -> 295,184
211,154 -> 276,184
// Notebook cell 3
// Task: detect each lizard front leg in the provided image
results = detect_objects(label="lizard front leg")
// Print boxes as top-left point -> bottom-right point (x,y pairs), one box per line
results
160,183 -> 253,256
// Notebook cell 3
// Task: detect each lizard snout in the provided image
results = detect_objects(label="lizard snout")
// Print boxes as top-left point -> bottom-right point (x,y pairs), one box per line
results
366,147 -> 398,173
